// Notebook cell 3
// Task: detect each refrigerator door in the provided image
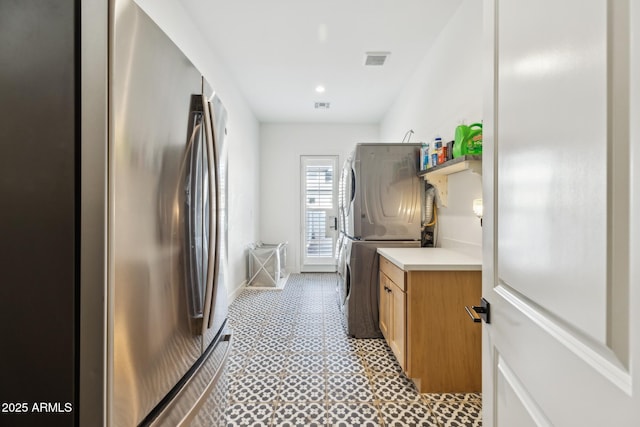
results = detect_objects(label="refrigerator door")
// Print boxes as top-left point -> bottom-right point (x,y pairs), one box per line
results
352,144 -> 422,240
111,1 -> 203,425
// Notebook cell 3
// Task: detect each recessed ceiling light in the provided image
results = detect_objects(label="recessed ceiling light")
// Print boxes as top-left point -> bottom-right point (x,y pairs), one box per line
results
315,85 -> 326,93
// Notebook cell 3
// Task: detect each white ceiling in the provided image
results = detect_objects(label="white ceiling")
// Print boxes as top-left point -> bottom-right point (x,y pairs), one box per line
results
181,0 -> 463,124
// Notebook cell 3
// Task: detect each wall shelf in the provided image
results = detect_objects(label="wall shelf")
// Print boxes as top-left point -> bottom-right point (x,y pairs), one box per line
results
417,155 -> 482,207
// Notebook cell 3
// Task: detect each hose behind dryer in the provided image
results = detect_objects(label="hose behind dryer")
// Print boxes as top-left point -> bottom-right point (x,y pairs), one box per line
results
422,183 -> 437,247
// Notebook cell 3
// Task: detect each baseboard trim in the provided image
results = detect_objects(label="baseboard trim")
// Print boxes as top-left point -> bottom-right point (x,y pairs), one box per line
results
228,280 -> 247,305
300,265 -> 337,273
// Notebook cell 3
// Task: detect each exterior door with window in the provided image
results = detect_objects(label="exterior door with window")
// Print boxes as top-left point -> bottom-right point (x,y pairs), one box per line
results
301,156 -> 338,272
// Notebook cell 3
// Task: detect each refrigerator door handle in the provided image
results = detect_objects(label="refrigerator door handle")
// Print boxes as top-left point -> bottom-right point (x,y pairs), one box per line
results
182,98 -> 205,326
207,97 -> 224,329
200,93 -> 218,336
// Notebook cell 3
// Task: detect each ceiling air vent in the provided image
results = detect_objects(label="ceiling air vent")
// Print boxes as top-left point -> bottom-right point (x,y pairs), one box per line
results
364,51 -> 390,66
314,102 -> 331,109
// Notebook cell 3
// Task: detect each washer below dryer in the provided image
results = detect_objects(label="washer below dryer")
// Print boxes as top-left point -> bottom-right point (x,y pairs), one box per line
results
337,237 -> 420,338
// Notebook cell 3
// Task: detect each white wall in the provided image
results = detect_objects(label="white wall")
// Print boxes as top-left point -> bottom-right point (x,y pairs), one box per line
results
380,0 -> 483,252
134,0 -> 261,299
260,123 -> 379,273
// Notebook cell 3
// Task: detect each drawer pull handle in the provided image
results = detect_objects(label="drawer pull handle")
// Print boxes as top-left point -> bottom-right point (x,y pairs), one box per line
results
464,305 -> 481,323
464,298 -> 491,324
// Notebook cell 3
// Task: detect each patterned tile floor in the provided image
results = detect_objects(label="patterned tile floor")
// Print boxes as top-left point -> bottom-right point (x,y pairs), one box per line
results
226,273 -> 482,426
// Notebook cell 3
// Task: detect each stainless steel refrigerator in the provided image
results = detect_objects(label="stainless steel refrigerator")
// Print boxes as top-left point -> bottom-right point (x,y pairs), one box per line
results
0,1 -> 230,426
337,143 -> 422,338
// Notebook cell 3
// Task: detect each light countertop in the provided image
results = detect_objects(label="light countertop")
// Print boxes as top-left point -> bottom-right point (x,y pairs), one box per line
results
377,247 -> 482,271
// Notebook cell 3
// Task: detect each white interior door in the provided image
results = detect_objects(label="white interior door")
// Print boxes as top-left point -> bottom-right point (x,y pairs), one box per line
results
301,156 -> 338,272
482,0 -> 639,425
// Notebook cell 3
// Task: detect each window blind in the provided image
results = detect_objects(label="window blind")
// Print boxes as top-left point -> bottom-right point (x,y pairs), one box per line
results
305,166 -> 333,209
305,164 -> 334,257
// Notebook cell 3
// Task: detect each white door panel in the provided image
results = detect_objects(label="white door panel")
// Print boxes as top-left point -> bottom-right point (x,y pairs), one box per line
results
497,0 -> 608,343
496,357 -> 547,427
483,0 -> 637,425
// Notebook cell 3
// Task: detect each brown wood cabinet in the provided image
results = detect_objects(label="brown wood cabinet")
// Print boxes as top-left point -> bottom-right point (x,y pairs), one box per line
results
379,269 -> 406,371
379,255 -> 482,393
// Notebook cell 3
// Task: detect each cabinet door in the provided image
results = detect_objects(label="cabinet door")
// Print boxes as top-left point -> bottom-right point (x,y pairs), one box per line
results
379,272 -> 391,340
389,280 -> 406,371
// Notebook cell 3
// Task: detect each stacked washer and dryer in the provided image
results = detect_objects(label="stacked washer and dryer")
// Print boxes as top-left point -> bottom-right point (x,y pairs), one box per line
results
336,143 -> 422,338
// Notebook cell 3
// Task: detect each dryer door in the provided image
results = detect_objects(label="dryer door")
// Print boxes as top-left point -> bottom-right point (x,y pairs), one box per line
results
339,238 -> 352,312
344,158 -> 356,238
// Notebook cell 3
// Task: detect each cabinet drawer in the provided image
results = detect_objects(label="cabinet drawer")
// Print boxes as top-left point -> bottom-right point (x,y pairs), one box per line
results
380,255 -> 405,291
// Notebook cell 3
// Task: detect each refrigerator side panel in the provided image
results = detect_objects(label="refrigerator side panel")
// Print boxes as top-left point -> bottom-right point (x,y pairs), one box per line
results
111,1 -> 202,425
80,0 -> 109,425
0,2 -> 77,426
